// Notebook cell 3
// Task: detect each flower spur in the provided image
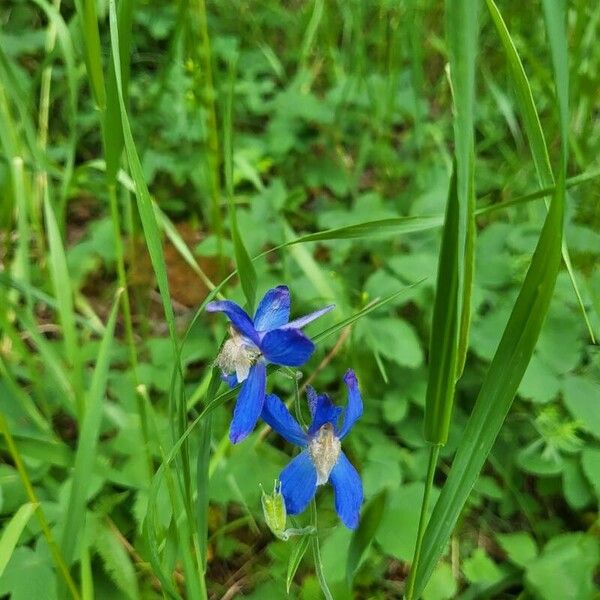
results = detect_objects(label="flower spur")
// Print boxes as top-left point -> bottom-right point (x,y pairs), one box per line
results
261,370 -> 364,529
206,285 -> 334,443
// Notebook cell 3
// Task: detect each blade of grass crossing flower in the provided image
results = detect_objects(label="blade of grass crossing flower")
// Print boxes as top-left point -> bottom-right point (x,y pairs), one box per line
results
487,0 -> 595,342
223,56 -> 256,311
283,220 -> 338,307
313,282 -> 423,344
60,292 -> 119,567
0,502 -> 38,577
43,194 -> 83,416
412,166 -> 565,598
287,215 -> 445,243
446,0 -> 478,377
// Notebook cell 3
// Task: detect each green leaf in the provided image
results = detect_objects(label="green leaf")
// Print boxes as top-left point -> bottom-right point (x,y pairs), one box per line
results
92,519 -> 139,599
561,376 -> 600,439
357,317 -> 423,369
376,482 -> 439,562
496,532 -> 538,568
581,447 -> 600,498
346,490 -> 387,585
422,563 -> 457,600
562,457 -> 593,510
525,534 -> 599,600
0,502 -> 38,577
411,135 -> 564,597
287,535 -> 311,593
462,548 -> 503,586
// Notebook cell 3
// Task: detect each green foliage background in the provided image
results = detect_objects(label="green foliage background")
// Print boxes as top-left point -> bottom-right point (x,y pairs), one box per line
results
0,1 -> 599,598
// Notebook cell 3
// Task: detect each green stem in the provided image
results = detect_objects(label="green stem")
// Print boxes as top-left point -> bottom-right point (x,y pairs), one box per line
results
0,413 -> 81,600
310,500 -> 333,600
405,444 -> 441,600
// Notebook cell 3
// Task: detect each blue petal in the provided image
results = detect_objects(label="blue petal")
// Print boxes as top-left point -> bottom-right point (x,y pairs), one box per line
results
306,386 -> 318,417
221,372 -> 238,388
329,451 -> 363,529
260,329 -> 315,367
229,362 -> 266,444
338,369 -> 363,439
254,286 -> 291,331
307,393 -> 342,436
282,304 -> 335,330
280,450 -> 317,515
262,394 -> 307,447
206,300 -> 260,345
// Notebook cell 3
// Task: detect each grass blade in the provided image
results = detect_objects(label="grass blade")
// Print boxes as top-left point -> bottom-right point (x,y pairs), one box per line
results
60,292 -> 120,566
107,0 -> 178,349
287,535 -> 311,593
446,0 -> 478,376
0,502 -> 38,577
73,0 -> 106,110
43,193 -> 83,415
487,0 -> 595,343
223,57 -> 257,311
423,167 -> 459,445
412,165 -> 565,599
346,490 -> 388,586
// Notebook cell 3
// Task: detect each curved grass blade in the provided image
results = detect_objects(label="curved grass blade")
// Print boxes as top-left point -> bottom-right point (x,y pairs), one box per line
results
287,534 -> 312,593
412,165 -> 565,599
43,194 -> 83,415
487,0 -> 595,343
60,292 -> 120,566
107,0 -> 177,349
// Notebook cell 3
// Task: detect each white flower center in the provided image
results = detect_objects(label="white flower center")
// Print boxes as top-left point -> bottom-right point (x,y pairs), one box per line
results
215,327 -> 261,382
308,423 -> 341,485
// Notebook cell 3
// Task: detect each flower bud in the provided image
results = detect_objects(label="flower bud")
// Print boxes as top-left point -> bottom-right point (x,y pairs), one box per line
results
261,481 -> 287,538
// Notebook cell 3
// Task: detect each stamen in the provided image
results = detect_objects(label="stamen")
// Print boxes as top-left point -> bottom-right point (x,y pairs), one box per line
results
308,423 -> 341,485
215,327 -> 261,382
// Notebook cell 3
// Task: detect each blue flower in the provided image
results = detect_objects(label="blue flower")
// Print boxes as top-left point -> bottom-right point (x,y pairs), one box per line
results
261,370 -> 364,529
206,286 -> 334,444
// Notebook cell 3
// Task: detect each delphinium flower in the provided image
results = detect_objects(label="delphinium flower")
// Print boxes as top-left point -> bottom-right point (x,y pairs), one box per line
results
206,286 -> 334,443
261,370 -> 364,529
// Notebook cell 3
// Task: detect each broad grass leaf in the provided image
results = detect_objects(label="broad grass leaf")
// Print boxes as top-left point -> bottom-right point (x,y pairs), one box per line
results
411,141 -> 565,597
